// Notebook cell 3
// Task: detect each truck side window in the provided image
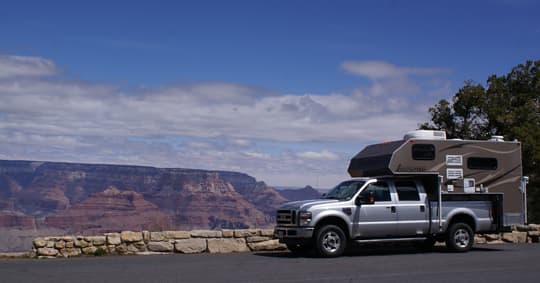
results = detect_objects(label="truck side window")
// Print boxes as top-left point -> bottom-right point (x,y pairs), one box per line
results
361,182 -> 391,202
395,181 -> 420,201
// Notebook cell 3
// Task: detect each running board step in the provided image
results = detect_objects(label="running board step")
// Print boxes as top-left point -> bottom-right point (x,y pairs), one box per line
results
354,237 -> 428,244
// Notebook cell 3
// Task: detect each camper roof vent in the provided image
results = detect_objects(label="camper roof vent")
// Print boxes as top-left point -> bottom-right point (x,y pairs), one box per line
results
489,135 -> 504,142
404,130 -> 446,140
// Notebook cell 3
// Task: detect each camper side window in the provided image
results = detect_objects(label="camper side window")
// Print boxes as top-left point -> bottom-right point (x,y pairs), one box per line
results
412,144 -> 435,160
395,181 -> 420,201
467,157 -> 498,170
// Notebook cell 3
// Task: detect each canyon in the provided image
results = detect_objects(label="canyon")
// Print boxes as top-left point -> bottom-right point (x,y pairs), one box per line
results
0,160 -> 316,251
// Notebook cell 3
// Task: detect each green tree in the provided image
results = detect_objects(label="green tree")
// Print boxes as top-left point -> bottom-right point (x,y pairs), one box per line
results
421,60 -> 540,223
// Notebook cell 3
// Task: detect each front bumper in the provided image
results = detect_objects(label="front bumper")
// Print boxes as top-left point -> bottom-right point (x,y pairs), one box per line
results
274,226 -> 314,239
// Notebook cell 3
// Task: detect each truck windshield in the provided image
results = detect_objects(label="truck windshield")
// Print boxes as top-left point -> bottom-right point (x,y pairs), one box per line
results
323,181 -> 366,200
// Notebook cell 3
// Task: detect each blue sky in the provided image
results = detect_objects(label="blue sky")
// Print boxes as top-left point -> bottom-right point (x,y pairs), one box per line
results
0,0 -> 539,187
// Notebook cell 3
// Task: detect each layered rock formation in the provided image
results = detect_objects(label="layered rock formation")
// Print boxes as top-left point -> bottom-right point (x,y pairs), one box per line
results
44,187 -> 174,234
0,160 -> 289,251
277,185 -> 321,201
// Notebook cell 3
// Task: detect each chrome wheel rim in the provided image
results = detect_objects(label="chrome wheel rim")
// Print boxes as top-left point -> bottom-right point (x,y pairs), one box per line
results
454,228 -> 470,248
322,231 -> 341,253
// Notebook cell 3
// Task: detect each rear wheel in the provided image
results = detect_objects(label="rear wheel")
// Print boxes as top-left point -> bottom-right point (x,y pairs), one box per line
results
446,222 -> 474,252
314,225 -> 347,257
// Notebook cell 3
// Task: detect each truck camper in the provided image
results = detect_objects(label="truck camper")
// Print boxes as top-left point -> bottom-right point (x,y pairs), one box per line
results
348,130 -> 527,226
275,130 -> 528,257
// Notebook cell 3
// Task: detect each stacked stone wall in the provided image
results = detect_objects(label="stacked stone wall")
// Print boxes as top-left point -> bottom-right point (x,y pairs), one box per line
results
32,229 -> 285,258
32,224 -> 540,258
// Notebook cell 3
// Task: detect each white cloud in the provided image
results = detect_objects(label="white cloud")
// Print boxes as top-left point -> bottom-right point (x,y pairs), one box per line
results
228,138 -> 252,147
185,142 -> 214,149
0,55 -> 452,187
341,60 -> 448,81
0,55 -> 58,79
297,150 -> 340,160
242,151 -> 271,160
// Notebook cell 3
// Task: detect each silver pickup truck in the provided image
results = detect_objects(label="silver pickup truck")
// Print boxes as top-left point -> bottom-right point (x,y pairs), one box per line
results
274,176 -> 503,257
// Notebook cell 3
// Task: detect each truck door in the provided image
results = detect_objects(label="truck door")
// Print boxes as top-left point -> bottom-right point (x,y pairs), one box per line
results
353,181 -> 398,238
392,180 -> 429,236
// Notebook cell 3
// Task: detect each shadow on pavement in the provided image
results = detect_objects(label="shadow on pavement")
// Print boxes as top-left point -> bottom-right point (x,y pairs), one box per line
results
254,244 -> 505,258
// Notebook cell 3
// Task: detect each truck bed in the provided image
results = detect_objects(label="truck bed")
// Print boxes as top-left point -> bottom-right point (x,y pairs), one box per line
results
428,193 -> 504,234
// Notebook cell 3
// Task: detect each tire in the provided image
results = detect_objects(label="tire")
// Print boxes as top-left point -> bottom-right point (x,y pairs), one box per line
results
445,222 -> 474,252
314,225 -> 347,257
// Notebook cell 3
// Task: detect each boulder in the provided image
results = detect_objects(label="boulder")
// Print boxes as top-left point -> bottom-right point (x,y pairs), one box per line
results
150,232 -> 165,241
107,245 -> 118,254
106,233 -> 122,245
147,241 -> 174,252
528,230 -> 540,243
164,231 -> 191,239
246,236 -> 272,243
529,224 -> 540,231
175,239 -> 207,254
126,244 -> 140,254
234,229 -> 259,238
221,230 -> 234,238
514,225 -> 536,232
82,246 -> 98,255
86,236 -> 106,246
33,238 -> 47,248
62,236 -> 75,242
121,231 -> 143,242
60,248 -> 81,257
248,240 -> 287,251
134,241 -> 147,252
38,248 -> 58,257
502,232 -> 527,243
474,235 -> 487,244
114,243 -> 128,254
207,238 -> 249,253
260,229 -> 275,237
484,234 -> 500,241
74,239 -> 89,248
191,230 -> 222,238
514,231 -> 528,243
55,241 -> 65,249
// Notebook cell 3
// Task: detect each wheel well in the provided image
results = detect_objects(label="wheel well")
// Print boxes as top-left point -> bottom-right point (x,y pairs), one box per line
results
314,216 -> 350,240
448,214 -> 476,232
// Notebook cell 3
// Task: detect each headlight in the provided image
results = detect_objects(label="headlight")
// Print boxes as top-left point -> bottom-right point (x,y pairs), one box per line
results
299,211 -> 312,226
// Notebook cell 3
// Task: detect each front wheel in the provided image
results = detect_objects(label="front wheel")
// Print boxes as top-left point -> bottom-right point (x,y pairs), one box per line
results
315,225 -> 347,257
446,222 -> 474,252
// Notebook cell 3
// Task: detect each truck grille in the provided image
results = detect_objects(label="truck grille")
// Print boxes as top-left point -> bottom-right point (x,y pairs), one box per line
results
277,210 -> 296,225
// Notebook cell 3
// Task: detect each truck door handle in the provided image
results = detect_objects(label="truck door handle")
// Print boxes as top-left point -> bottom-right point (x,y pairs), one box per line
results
420,205 -> 425,212
386,206 -> 396,213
